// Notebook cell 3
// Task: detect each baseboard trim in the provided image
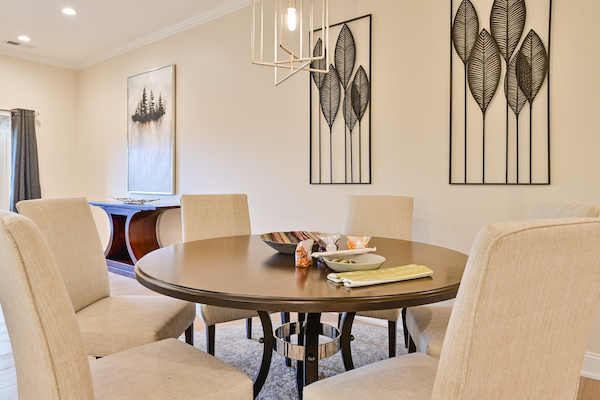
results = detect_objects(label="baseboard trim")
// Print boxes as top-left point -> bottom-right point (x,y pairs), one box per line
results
581,352 -> 600,380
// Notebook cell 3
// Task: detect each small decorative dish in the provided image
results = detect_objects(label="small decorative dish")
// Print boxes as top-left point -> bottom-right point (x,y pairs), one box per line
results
261,231 -> 323,255
110,196 -> 159,205
322,253 -> 386,272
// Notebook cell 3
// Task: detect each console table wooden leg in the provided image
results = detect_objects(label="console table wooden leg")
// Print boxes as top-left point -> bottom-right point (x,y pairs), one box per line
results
104,213 -> 128,261
126,210 -> 163,264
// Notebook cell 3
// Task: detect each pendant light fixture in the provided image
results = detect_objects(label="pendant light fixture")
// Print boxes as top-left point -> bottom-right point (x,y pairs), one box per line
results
251,0 -> 330,86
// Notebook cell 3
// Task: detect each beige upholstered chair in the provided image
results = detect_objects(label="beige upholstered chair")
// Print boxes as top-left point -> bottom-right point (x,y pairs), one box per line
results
16,197 -> 196,357
181,194 -> 271,355
405,201 -> 600,360
0,210 -> 252,400
305,218 -> 600,399
342,195 -> 413,357
528,202 -> 600,219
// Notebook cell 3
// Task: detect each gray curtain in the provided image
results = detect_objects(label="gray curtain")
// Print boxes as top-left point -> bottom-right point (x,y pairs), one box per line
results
10,109 -> 41,212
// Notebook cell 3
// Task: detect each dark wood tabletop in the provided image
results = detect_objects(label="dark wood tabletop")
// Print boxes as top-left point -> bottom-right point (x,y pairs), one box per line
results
135,235 -> 468,313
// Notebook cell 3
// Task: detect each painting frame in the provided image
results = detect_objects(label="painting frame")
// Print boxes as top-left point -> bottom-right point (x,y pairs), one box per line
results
127,64 -> 176,194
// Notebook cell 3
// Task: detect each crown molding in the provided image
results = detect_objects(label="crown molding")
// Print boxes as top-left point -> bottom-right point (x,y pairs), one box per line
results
0,46 -> 78,70
75,0 -> 250,70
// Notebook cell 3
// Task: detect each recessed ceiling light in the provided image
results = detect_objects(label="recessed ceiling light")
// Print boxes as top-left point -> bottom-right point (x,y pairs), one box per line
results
17,36 -> 31,42
62,8 -> 77,15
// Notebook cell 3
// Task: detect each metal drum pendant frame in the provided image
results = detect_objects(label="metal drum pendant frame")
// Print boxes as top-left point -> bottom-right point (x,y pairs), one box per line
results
251,0 -> 330,85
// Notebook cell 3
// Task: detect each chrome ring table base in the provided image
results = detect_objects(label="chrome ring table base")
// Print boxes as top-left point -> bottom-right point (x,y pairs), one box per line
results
273,321 -> 342,361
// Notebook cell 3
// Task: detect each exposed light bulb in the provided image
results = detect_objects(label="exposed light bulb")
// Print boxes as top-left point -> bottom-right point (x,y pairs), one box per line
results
287,0 -> 296,31
62,8 -> 78,15
18,36 -> 31,42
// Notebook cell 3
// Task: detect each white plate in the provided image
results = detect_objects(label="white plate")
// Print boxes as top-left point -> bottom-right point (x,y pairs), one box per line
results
323,253 -> 386,272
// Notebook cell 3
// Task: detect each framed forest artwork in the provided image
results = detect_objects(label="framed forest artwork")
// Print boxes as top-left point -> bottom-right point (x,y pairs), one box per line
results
127,64 -> 175,194
310,15 -> 372,184
449,0 -> 552,185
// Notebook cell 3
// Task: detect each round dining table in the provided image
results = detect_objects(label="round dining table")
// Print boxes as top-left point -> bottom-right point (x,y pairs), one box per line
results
135,235 -> 467,399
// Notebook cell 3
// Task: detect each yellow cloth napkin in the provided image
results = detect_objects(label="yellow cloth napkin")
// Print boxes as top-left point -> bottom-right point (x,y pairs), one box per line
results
327,264 -> 433,288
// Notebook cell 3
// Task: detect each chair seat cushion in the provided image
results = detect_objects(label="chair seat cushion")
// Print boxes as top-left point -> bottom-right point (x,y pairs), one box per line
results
356,308 -> 400,322
304,352 -> 438,400
405,306 -> 452,360
91,338 -> 252,399
198,304 -> 260,326
77,295 -> 196,357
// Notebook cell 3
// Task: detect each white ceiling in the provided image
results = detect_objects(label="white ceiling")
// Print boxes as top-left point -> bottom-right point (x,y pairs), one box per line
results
0,0 -> 248,70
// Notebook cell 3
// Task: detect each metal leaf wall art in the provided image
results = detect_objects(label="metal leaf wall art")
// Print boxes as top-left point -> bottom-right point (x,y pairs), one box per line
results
334,24 -> 356,183
311,38 -> 326,183
343,84 -> 358,182
449,0 -> 552,185
452,0 -> 480,182
490,0 -> 526,182
351,66 -> 370,183
516,29 -> 548,183
320,64 -> 341,183
310,15 -> 372,184
504,56 -> 528,182
467,29 -> 502,183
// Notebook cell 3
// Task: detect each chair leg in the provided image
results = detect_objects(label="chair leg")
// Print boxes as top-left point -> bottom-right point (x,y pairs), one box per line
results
388,320 -> 397,358
281,312 -> 292,367
408,334 -> 416,353
206,325 -> 215,356
246,317 -> 253,339
185,323 -> 194,346
402,308 -> 409,349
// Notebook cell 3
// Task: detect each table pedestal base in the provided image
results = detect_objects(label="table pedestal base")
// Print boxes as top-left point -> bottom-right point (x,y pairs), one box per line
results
253,312 -> 356,399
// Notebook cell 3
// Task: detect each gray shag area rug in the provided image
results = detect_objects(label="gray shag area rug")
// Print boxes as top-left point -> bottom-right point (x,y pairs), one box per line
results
181,322 -> 408,400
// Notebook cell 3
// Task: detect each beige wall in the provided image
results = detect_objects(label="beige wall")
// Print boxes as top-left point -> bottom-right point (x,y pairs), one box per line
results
0,54 -> 79,199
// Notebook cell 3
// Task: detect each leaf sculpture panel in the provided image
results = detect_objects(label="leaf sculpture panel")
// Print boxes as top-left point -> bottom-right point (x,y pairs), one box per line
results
343,85 -> 358,132
320,64 -> 341,130
467,29 -> 502,115
490,0 -> 526,184
309,15 -> 372,185
311,38 -> 327,90
334,24 -> 356,90
490,0 -> 526,63
351,66 -> 370,122
516,30 -> 548,104
505,56 -> 527,116
452,0 -> 480,64
449,0 -> 552,185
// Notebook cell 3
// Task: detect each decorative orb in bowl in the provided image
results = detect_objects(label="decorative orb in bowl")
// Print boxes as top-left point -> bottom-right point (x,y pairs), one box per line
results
323,253 -> 386,272
260,232 -> 323,255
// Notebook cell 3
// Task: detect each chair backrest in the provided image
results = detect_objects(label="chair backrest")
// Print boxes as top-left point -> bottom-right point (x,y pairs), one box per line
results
432,219 -> 600,399
528,202 -> 600,220
0,210 -> 95,400
181,194 -> 252,242
342,195 -> 413,240
16,197 -> 110,313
